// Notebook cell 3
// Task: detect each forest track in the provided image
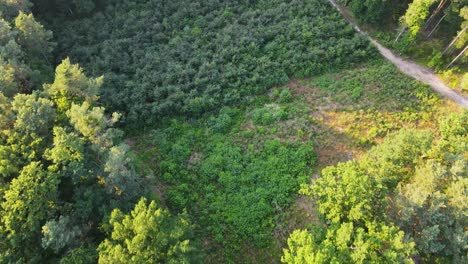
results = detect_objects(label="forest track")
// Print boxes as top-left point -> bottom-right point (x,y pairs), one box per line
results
327,0 -> 468,108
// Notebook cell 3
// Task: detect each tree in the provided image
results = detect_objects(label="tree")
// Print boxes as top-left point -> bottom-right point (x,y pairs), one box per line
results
362,129 -> 433,189
41,216 -> 83,254
0,0 -> 32,19
0,16 -> 33,96
10,92 -> 55,136
7,93 -> 55,161
103,143 -> 140,198
0,162 -> 59,262
344,0 -> 405,25
73,0 -> 95,15
309,161 -> 387,224
59,244 -> 97,264
14,11 -> 54,60
392,160 -> 467,262
98,198 -> 192,264
388,112 -> 468,263
282,223 -> 414,264
281,230 -> 317,264
67,102 -> 121,150
45,58 -> 102,115
44,126 -> 86,184
447,7 -> 468,51
401,0 -> 439,38
287,159 -> 415,264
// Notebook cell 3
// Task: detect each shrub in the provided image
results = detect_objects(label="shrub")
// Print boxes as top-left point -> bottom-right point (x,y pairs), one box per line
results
252,104 -> 288,126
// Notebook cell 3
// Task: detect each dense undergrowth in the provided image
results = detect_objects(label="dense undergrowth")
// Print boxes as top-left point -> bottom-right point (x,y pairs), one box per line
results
48,0 -> 373,124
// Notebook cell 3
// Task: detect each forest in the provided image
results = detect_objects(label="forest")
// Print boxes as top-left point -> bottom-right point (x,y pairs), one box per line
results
0,0 -> 466,263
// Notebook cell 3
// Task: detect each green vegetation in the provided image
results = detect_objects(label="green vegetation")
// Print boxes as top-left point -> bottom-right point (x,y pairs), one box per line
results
46,0 -> 372,123
130,99 -> 316,261
0,56 -> 145,262
0,0 -> 466,263
98,197 -> 193,263
283,113 -> 467,263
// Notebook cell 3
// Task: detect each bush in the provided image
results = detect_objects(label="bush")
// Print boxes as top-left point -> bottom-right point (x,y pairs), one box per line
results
252,104 -> 288,126
278,88 -> 292,103
208,107 -> 238,133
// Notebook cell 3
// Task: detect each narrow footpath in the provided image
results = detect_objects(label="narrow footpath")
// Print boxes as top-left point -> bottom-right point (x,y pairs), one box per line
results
328,0 -> 468,108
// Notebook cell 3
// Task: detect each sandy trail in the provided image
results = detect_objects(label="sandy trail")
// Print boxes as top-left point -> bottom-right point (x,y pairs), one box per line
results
328,0 -> 468,108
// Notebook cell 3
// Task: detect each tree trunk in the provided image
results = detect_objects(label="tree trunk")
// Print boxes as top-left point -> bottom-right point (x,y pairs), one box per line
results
446,45 -> 468,69
395,27 -> 407,42
424,0 -> 450,30
443,26 -> 468,54
427,14 -> 447,38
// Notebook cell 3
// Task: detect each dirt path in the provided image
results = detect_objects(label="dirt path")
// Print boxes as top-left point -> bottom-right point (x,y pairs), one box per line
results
328,0 -> 468,108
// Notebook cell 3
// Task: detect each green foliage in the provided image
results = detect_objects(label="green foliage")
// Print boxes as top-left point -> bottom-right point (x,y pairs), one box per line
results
402,0 -> 438,38
0,58 -> 144,263
59,244 -> 97,264
439,111 -> 468,138
68,102 -> 122,150
363,129 -> 434,188
45,58 -> 102,114
285,158 -> 415,264
287,111 -> 468,264
0,162 -> 59,261
0,0 -> 32,19
310,61 -> 439,109
72,0 -> 95,15
1,0 -> 465,263
41,216 -> 82,254
104,144 -> 141,198
342,0 -> 407,25
0,8 -> 54,96
98,197 -> 192,264
392,160 -> 467,262
139,114 -> 316,260
276,88 -> 293,103
252,104 -> 288,126
388,112 -> 468,263
207,107 -> 238,134
283,223 -> 414,264
199,139 -> 314,246
14,11 -> 54,59
53,0 -> 373,123
310,161 -> 386,224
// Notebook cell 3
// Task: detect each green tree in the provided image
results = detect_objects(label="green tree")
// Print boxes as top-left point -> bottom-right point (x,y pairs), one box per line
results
362,129 -> 433,189
343,0 -> 406,25
103,143 -> 140,198
0,16 -> 33,96
14,11 -> 54,60
392,160 -> 467,262
310,161 -> 386,224
0,0 -> 32,19
72,0 -> 95,15
0,162 -> 59,262
41,215 -> 82,254
7,93 -> 55,162
67,102 -> 121,150
401,0 -> 439,38
282,223 -> 414,264
45,58 -> 102,115
98,198 -> 192,264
